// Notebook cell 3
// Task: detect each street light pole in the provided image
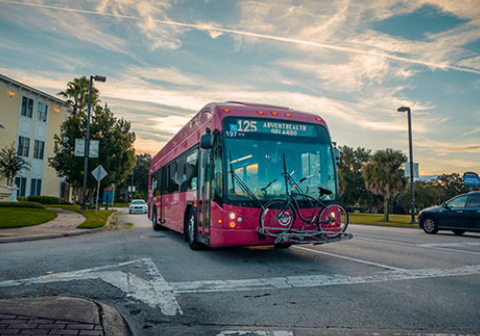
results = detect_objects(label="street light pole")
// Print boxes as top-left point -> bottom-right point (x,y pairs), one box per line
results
81,75 -> 106,211
397,106 -> 416,224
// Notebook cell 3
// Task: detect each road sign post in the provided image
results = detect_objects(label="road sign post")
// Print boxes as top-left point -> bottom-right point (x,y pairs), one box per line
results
91,165 -> 108,215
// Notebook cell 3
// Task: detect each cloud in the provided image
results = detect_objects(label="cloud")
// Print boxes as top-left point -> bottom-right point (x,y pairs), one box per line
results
416,138 -> 480,155
464,127 -> 480,137
277,52 -> 391,93
151,115 -> 193,134
134,136 -> 166,155
2,0 -> 479,74
0,0 -> 141,62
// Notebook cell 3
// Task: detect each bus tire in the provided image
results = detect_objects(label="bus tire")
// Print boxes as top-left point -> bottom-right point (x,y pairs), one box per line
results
152,210 -> 162,231
187,208 -> 200,250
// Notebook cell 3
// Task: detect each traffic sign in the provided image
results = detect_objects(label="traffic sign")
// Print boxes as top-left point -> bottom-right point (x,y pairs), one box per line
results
463,172 -> 480,186
404,162 -> 419,178
91,165 -> 107,182
74,139 -> 99,158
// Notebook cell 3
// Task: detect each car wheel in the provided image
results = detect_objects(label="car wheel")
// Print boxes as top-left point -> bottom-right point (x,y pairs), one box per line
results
452,230 -> 466,235
187,209 -> 200,250
152,210 -> 161,231
422,217 -> 438,234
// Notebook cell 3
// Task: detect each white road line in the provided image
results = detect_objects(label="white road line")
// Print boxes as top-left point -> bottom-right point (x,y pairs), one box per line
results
292,245 -> 406,271
141,258 -> 183,316
171,265 -> 480,294
355,237 -> 480,256
97,270 -> 182,316
216,331 -> 293,336
0,259 -> 141,288
2,258 -> 480,316
419,242 -> 480,248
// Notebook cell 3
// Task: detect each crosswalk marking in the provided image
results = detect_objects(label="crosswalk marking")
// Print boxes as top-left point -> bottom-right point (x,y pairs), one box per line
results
1,258 -> 480,317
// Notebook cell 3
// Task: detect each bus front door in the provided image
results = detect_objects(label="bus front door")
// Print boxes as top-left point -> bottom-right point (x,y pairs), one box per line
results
198,148 -> 211,240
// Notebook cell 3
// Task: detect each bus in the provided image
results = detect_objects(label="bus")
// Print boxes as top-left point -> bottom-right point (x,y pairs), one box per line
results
148,101 -> 352,249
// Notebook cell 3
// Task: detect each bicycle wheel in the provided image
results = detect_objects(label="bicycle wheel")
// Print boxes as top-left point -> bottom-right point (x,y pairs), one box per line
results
318,201 -> 349,237
260,199 -> 296,237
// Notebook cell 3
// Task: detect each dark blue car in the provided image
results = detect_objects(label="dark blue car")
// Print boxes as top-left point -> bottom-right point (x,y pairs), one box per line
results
418,191 -> 480,235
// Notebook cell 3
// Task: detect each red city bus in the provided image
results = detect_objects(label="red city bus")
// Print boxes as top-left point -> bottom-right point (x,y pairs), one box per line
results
148,101 -> 352,249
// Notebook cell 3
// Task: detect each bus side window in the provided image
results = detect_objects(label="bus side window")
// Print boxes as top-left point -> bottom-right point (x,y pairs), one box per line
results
212,143 -> 223,203
186,150 -> 198,191
154,169 -> 162,196
152,176 -> 158,196
177,154 -> 187,192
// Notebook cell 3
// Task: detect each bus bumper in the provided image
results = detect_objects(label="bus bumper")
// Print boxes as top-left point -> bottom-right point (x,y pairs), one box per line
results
209,227 -> 353,248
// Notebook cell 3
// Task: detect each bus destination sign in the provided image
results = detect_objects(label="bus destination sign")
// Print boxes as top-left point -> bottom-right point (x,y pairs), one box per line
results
225,118 -> 317,138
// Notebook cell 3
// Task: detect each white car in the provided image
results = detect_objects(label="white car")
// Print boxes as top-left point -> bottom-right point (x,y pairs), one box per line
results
129,199 -> 147,214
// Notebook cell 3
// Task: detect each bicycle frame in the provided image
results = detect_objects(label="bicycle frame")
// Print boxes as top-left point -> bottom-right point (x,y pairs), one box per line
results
280,153 -> 332,227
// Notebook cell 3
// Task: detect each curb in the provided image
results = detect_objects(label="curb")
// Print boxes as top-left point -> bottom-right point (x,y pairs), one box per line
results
349,222 -> 420,229
0,210 -> 119,244
94,299 -> 132,336
0,296 -> 131,336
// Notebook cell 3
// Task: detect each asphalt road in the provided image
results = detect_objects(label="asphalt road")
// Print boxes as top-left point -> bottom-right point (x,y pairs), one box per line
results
1,209 -> 479,335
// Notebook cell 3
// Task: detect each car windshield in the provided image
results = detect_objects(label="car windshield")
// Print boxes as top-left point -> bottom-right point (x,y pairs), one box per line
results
223,117 -> 336,202
131,200 -> 145,205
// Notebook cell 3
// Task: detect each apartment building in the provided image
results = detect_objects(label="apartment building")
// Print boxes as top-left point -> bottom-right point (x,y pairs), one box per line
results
0,73 -> 68,198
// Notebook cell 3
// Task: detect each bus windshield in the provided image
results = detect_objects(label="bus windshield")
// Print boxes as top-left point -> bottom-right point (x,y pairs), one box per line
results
223,117 -> 336,202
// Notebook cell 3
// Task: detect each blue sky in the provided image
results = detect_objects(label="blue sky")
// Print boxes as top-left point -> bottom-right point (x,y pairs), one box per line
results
1,0 -> 479,176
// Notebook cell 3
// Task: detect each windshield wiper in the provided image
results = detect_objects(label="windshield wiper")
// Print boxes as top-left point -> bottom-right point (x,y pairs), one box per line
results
228,151 -> 263,208
261,178 -> 278,196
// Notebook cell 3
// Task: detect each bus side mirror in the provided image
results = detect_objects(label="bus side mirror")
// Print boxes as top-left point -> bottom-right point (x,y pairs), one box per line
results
200,127 -> 214,149
333,147 -> 340,165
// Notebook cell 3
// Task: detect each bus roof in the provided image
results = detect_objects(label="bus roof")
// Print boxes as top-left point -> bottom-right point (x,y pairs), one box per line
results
150,101 -> 329,172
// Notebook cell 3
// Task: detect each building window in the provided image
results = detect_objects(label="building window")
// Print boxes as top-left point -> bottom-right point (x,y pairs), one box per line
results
30,179 -> 42,196
37,102 -> 48,122
15,177 -> 27,197
33,140 -> 45,160
17,136 -> 30,157
21,97 -> 34,118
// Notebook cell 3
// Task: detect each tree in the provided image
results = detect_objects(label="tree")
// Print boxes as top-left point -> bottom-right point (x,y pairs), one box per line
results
363,149 -> 408,221
132,153 -> 152,198
89,104 -> 136,188
50,77 -> 136,203
396,180 -> 438,213
434,173 -> 470,203
338,146 -> 376,209
58,77 -> 100,116
0,143 -> 30,186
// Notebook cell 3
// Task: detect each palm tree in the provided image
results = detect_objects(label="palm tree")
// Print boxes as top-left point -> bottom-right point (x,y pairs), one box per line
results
0,144 -> 30,186
363,148 -> 408,222
58,76 -> 100,116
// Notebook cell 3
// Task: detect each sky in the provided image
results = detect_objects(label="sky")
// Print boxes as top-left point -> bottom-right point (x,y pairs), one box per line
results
1,0 -> 479,176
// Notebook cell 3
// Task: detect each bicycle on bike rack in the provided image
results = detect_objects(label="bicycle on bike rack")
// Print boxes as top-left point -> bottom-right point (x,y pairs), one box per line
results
258,154 -> 350,245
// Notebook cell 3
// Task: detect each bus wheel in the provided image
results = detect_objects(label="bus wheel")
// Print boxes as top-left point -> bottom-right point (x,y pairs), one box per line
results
187,209 -> 200,250
152,211 -> 161,231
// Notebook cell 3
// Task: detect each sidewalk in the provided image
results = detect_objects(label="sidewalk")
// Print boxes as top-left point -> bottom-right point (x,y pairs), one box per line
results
0,296 -> 130,336
0,208 -> 112,244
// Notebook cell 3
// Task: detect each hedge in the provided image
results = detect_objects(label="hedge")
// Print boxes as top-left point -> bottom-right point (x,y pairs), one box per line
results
0,201 -> 45,209
27,196 -> 63,205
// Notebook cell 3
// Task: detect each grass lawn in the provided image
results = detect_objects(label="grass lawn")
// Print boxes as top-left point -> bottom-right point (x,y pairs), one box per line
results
0,208 -> 57,229
349,213 -> 418,228
50,204 -> 116,229
112,203 -> 129,208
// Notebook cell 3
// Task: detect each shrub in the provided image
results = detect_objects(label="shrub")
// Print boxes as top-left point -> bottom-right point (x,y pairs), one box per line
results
27,196 -> 63,205
17,196 -> 28,202
0,201 -> 45,209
